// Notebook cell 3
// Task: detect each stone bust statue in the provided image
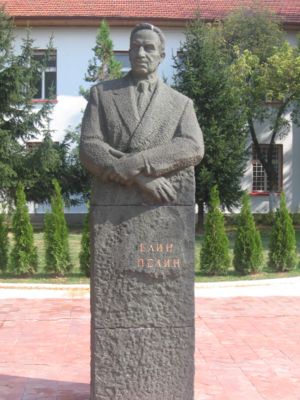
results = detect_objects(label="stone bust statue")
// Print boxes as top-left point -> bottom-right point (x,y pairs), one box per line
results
80,23 -> 204,206
80,23 -> 204,400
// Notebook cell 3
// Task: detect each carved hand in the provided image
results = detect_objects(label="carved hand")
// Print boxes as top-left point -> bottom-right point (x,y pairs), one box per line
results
103,153 -> 144,184
134,175 -> 176,203
101,148 -> 136,185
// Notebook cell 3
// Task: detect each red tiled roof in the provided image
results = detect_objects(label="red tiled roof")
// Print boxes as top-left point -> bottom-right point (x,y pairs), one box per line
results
1,0 -> 300,25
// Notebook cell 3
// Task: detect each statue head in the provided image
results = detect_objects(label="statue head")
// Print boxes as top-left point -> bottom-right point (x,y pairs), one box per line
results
129,23 -> 166,78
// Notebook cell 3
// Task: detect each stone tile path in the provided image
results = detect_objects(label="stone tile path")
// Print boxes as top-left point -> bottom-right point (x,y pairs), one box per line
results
0,289 -> 300,399
195,296 -> 300,400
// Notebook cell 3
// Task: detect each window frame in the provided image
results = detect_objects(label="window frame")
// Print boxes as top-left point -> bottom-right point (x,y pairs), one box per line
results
32,49 -> 57,102
114,50 -> 131,75
251,143 -> 283,195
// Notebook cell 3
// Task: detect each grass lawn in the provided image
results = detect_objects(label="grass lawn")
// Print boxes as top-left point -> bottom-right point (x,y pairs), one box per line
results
0,230 -> 90,284
1,228 -> 300,284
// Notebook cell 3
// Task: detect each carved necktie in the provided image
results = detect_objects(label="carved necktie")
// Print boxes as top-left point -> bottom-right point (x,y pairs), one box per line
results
137,81 -> 150,116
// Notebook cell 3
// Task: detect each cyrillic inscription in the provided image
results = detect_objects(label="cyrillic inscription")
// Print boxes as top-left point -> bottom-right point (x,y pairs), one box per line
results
136,243 -> 181,268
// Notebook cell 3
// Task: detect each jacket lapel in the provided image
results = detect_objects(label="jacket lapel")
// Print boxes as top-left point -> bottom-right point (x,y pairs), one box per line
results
129,80 -> 176,150
112,74 -> 140,135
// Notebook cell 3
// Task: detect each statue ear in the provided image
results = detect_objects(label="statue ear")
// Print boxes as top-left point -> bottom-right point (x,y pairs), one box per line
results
161,52 -> 166,60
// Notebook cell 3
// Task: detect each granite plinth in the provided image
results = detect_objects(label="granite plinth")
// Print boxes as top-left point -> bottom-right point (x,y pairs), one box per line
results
91,327 -> 194,400
90,204 -> 195,400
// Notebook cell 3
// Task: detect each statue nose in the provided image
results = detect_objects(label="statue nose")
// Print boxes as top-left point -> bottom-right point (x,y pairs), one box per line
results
138,46 -> 145,56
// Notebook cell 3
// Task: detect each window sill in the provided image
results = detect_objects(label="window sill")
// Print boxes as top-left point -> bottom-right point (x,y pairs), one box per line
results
250,191 -> 281,196
32,99 -> 58,104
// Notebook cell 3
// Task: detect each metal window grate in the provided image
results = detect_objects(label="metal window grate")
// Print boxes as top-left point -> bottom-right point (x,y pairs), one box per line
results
252,144 -> 282,192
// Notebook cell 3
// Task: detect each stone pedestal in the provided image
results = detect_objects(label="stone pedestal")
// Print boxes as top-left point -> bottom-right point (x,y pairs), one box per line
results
90,205 -> 195,400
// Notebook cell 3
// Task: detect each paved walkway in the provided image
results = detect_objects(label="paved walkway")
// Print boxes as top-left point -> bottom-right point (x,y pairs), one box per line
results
0,279 -> 300,399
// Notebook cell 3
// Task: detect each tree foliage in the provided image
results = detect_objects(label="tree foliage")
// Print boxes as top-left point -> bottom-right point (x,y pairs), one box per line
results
225,6 -> 300,208
174,5 -> 300,214
57,127 -> 91,205
0,10 -> 55,205
44,180 -> 72,275
233,193 -> 263,274
21,133 -> 64,205
0,213 -> 9,271
200,186 -> 230,275
10,183 -> 38,275
173,19 -> 248,224
80,19 -> 122,100
268,192 -> 298,271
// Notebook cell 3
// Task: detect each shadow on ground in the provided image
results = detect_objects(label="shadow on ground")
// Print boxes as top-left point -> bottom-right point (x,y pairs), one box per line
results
0,374 -> 89,400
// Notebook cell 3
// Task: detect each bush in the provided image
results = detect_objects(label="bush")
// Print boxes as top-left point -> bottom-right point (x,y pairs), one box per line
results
0,214 -> 9,271
44,179 -> 72,275
79,210 -> 90,277
268,192 -> 298,271
292,213 -> 300,226
233,194 -> 263,274
253,213 -> 274,226
10,184 -> 38,275
200,186 -> 230,275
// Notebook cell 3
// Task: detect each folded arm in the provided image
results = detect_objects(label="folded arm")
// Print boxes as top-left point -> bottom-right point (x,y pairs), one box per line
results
80,85 -> 129,184
111,99 -> 204,180
80,88 -> 204,202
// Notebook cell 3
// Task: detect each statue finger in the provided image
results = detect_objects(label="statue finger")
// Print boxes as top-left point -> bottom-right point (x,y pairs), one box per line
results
161,185 -> 176,202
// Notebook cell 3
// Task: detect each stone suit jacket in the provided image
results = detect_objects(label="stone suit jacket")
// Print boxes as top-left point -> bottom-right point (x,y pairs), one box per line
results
80,73 -> 204,206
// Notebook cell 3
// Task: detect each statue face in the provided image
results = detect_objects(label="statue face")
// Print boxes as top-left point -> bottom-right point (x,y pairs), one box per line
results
129,29 -> 165,78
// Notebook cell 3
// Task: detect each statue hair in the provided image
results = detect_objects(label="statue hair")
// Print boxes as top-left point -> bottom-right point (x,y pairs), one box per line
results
130,23 -> 166,52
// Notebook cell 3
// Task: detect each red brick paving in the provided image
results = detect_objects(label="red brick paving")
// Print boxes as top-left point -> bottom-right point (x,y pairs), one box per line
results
0,297 -> 300,399
195,297 -> 300,400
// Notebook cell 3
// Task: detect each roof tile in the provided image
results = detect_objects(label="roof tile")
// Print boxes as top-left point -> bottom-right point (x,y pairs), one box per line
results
1,0 -> 300,25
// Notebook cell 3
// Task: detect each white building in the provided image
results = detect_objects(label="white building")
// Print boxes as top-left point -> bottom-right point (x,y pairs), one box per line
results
2,0 -> 300,212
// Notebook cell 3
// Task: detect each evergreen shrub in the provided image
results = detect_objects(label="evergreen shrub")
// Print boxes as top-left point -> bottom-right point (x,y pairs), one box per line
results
0,214 -> 9,271
10,183 -> 38,275
268,192 -> 298,271
44,179 -> 72,275
80,210 -> 90,278
233,194 -> 263,274
200,186 -> 230,275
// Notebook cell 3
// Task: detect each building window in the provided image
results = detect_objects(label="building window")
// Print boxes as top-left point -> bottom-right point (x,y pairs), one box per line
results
252,144 -> 283,192
25,141 -> 42,150
114,51 -> 130,74
32,50 -> 57,100
176,51 -> 184,65
25,141 -> 59,151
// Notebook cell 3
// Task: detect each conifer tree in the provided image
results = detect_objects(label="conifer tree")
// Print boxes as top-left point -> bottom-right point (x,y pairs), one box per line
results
173,19 -> 248,229
79,208 -> 90,277
233,194 -> 263,274
0,10 -> 55,205
44,179 -> 72,275
10,183 -> 38,275
200,186 -> 230,275
0,213 -> 9,271
80,19 -> 122,100
268,192 -> 298,271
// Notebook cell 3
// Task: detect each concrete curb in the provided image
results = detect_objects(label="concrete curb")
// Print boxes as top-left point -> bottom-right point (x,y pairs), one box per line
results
0,276 -> 299,291
1,277 -> 299,298
0,283 -> 90,290
195,276 -> 300,289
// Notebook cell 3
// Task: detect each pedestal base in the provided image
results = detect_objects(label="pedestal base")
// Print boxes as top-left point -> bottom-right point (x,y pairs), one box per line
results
90,205 -> 195,400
